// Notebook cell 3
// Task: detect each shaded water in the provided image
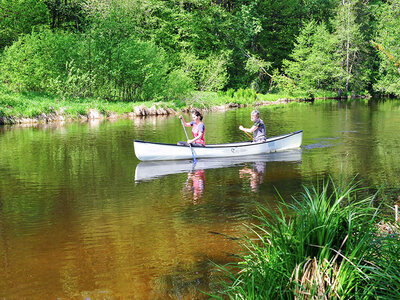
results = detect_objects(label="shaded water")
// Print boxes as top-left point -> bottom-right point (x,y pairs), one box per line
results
1,99 -> 400,298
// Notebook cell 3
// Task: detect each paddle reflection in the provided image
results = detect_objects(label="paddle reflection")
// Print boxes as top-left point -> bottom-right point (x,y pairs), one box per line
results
239,162 -> 266,192
183,169 -> 206,204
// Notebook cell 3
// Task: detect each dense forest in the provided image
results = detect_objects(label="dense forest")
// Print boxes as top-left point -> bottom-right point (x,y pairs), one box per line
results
0,0 -> 399,102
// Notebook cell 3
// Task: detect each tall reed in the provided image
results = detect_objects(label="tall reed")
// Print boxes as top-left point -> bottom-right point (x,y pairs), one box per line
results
212,177 -> 400,299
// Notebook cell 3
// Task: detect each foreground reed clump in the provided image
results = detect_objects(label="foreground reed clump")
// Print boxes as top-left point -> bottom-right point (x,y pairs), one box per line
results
212,178 -> 400,299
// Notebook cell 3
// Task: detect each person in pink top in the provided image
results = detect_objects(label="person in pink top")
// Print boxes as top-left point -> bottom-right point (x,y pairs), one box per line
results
178,110 -> 206,147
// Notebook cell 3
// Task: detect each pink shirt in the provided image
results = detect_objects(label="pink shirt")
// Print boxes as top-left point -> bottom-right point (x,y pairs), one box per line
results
190,121 -> 205,145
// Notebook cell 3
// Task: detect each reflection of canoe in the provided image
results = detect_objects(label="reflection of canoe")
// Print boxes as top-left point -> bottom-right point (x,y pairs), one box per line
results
134,130 -> 302,161
134,149 -> 302,182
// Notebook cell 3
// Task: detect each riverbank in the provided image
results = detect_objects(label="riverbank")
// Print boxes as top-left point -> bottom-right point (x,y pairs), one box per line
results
0,89 -> 367,125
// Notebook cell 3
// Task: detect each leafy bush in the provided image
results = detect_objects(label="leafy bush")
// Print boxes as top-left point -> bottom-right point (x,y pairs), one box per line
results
233,88 -> 257,103
49,61 -> 96,99
0,28 -> 196,102
0,30 -> 83,92
165,69 -> 194,101
226,88 -> 235,98
93,37 -> 168,101
180,51 -> 230,92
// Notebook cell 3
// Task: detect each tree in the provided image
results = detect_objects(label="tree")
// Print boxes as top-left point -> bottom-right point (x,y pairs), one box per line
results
281,21 -> 340,97
301,0 -> 337,24
44,0 -> 86,31
0,0 -> 48,49
373,0 -> 400,96
332,0 -> 368,95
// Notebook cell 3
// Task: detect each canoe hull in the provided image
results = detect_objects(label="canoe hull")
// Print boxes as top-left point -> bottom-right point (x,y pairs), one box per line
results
134,130 -> 302,161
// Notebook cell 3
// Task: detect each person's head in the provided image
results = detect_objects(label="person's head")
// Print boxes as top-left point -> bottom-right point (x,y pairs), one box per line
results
191,109 -> 203,122
251,110 -> 259,121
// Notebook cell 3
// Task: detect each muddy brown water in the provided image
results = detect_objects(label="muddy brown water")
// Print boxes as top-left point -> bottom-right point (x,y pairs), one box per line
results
1,99 -> 400,298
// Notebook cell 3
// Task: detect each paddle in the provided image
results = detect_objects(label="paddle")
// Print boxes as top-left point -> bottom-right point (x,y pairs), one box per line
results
243,131 -> 254,141
180,118 -> 197,164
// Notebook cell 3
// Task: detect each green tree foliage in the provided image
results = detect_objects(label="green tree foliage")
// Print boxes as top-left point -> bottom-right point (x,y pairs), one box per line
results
301,0 -> 338,24
226,0 -> 303,90
373,0 -> 400,96
165,68 -> 194,101
281,21 -> 340,97
256,0 -> 303,68
0,30 -> 83,91
180,51 -> 230,92
0,27 -> 173,101
44,0 -> 86,31
100,37 -> 169,101
0,0 -> 399,101
0,0 -> 48,49
82,0 -> 230,99
332,0 -> 369,95
280,0 -> 375,97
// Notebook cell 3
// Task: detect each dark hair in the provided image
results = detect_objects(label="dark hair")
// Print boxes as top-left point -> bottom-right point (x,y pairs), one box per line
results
192,109 -> 203,121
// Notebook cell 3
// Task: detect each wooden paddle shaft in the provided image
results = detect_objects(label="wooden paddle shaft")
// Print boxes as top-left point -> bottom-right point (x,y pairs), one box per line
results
244,131 -> 254,140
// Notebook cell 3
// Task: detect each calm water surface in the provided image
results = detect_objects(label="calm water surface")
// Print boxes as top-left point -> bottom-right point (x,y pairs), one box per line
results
1,99 -> 400,298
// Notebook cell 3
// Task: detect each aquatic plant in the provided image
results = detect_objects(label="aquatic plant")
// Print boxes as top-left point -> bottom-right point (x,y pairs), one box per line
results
212,177 -> 400,299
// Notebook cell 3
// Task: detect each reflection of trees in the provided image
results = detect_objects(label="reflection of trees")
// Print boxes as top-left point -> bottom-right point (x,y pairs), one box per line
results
297,100 -> 400,202
0,122 -> 134,219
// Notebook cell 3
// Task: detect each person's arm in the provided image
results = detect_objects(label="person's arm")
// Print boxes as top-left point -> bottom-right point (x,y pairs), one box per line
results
239,125 -> 258,133
179,115 -> 191,127
188,134 -> 202,144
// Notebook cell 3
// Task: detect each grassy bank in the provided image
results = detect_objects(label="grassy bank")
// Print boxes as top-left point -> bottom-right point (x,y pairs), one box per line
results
212,178 -> 400,299
0,89 -> 173,119
0,87 -> 326,122
0,87 -> 368,124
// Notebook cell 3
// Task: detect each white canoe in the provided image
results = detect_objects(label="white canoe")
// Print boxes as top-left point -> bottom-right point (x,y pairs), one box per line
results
134,149 -> 302,182
134,130 -> 302,161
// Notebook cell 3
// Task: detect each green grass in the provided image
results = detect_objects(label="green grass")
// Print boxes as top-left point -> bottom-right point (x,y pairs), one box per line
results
0,89 -> 178,118
211,177 -> 400,299
0,88 -> 285,119
0,87 -> 362,120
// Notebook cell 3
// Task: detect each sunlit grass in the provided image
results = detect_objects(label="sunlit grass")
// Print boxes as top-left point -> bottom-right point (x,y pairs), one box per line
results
0,89 -> 175,118
0,87 -> 374,119
211,177 -> 400,299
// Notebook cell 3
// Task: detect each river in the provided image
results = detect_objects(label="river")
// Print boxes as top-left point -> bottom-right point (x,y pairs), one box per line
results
0,99 -> 400,298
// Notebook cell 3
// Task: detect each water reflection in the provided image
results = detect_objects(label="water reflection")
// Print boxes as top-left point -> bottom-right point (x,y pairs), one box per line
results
88,118 -> 102,129
183,169 -> 206,204
2,99 -> 400,299
239,161 -> 266,192
134,149 -> 302,182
